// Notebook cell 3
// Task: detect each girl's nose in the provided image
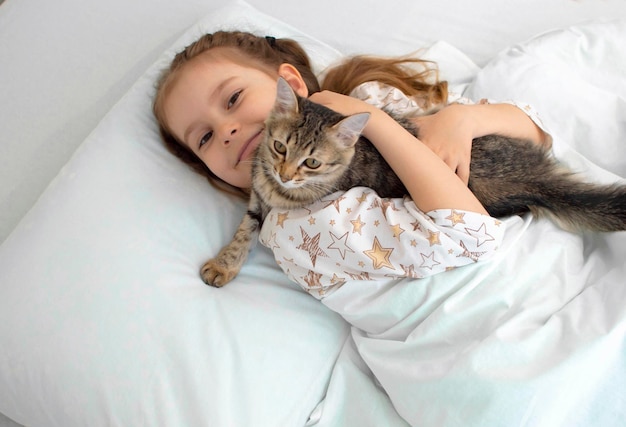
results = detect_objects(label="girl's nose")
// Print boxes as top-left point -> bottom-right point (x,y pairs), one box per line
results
223,128 -> 237,145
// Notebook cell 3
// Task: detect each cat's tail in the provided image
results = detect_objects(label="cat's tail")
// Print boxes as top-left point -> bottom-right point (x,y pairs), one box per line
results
470,135 -> 626,233
532,180 -> 626,232
485,175 -> 626,232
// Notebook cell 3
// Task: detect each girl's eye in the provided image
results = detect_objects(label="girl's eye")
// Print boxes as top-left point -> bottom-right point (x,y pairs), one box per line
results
274,140 -> 287,154
199,131 -> 213,148
304,158 -> 321,169
228,90 -> 242,109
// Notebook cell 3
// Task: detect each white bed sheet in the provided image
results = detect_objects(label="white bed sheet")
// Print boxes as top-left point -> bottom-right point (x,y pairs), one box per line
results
1,1 -> 626,427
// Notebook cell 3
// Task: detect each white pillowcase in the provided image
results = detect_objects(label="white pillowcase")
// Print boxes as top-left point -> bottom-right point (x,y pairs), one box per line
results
464,19 -> 626,180
0,2 -> 350,426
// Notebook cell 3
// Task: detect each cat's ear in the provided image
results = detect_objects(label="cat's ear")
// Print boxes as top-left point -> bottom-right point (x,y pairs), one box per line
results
273,77 -> 299,115
333,113 -> 370,148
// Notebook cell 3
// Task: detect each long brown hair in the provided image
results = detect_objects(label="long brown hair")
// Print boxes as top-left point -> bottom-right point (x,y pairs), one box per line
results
152,31 -> 447,196
321,55 -> 448,108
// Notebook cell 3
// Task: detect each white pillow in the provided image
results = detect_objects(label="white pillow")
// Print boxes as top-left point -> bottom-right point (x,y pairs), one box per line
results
464,19 -> 626,180
0,2 -> 350,426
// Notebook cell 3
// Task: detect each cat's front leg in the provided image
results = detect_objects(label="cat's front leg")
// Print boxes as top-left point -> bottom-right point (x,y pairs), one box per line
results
201,192 -> 264,287
201,213 -> 260,287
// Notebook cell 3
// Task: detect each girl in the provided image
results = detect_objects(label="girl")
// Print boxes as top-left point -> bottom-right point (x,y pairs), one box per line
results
152,30 -> 549,297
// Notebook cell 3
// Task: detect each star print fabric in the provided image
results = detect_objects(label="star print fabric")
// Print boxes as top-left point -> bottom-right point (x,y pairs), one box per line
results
259,187 -> 505,299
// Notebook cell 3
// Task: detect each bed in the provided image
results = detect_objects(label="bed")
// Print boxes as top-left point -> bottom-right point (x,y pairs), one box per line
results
1,0 -> 625,426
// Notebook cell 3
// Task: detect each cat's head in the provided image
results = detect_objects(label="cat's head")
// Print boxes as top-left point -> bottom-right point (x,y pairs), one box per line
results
255,77 -> 369,203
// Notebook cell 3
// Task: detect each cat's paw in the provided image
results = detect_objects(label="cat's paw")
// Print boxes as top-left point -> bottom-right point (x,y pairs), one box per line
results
200,258 -> 239,288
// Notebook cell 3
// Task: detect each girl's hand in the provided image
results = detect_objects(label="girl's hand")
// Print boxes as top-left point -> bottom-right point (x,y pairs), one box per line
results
411,104 -> 474,185
309,91 -> 377,117
412,102 -> 550,185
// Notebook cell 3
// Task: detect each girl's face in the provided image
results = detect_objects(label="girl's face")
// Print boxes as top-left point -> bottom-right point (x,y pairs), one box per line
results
163,50 -> 307,189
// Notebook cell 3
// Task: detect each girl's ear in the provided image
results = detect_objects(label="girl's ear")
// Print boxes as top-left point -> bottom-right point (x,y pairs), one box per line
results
278,63 -> 308,97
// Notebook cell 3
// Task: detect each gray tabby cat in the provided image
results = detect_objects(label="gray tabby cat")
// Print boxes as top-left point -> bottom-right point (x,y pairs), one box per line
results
201,77 -> 626,287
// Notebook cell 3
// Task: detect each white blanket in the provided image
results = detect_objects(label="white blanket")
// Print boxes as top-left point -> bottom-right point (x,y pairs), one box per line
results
311,19 -> 626,427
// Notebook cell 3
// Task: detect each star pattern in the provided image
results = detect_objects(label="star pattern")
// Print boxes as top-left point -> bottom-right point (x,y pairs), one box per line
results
324,195 -> 346,212
464,223 -> 495,247
296,227 -> 328,267
257,188 -> 504,298
350,215 -> 366,234
330,273 -> 346,286
419,251 -> 441,270
369,198 -> 400,219
327,231 -> 354,260
427,230 -> 441,246
276,212 -> 289,228
302,270 -> 323,289
457,240 -> 487,262
401,263 -> 419,278
411,220 -> 423,232
390,223 -> 405,240
346,271 -> 372,281
364,237 -> 395,270
446,209 -> 466,225
265,231 -> 280,251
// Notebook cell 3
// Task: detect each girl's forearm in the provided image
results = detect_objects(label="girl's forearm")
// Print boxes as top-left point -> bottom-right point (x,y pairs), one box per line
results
364,109 -> 488,215
411,101 -> 550,185
455,102 -> 548,146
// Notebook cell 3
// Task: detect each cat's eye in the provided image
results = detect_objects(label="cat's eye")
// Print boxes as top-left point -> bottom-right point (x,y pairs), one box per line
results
274,140 -> 287,154
199,131 -> 213,148
227,90 -> 242,109
304,158 -> 321,169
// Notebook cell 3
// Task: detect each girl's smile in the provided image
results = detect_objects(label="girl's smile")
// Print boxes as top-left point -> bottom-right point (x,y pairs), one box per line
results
162,48 -> 307,190
237,130 -> 264,164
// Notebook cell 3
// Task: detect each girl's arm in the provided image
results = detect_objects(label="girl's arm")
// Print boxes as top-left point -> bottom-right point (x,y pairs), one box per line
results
260,187 -> 505,299
309,91 -> 488,215
414,102 -> 550,184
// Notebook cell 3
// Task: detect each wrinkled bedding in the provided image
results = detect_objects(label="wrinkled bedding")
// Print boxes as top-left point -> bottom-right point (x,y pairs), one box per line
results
0,0 -> 624,424
314,19 -> 626,427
